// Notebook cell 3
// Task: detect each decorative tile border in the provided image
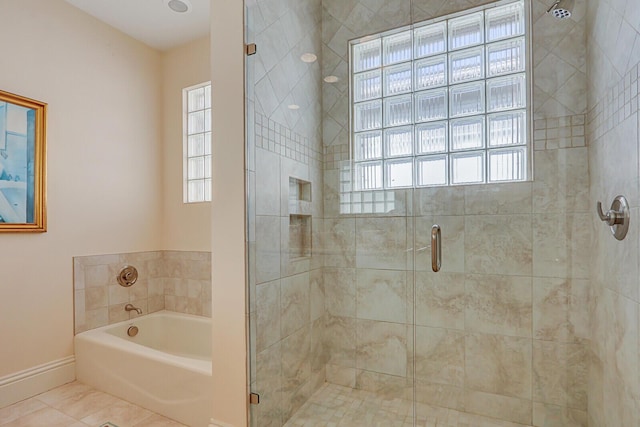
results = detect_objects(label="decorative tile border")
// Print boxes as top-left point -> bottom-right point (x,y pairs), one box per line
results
254,111 -> 322,164
588,62 -> 640,138
534,114 -> 586,151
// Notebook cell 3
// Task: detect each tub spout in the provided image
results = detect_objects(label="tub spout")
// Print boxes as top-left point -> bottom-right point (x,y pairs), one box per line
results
124,303 -> 142,315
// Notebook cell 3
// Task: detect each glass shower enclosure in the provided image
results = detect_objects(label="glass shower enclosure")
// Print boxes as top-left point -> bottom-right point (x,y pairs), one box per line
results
244,0 -> 590,425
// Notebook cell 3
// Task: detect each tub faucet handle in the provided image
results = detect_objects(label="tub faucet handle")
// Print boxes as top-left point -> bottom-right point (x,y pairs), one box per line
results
124,303 -> 143,315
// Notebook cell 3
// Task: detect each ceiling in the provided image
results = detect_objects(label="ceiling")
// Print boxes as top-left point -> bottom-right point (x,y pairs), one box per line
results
65,0 -> 210,51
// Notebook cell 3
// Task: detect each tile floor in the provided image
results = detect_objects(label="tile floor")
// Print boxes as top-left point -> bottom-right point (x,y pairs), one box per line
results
2,381 -> 534,427
284,383 -> 533,427
0,381 -> 186,427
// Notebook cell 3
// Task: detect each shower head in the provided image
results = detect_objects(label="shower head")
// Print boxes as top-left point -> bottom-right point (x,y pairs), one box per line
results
546,0 -> 574,19
547,0 -> 574,18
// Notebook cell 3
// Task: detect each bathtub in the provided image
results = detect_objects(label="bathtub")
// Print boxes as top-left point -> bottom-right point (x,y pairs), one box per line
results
75,310 -> 212,427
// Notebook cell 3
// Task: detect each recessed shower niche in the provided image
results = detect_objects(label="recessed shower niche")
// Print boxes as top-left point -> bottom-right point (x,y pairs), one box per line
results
288,177 -> 311,259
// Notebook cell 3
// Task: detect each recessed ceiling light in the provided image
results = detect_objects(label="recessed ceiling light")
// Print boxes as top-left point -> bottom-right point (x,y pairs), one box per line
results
288,104 -> 300,110
324,75 -> 339,83
166,0 -> 191,13
300,53 -> 317,63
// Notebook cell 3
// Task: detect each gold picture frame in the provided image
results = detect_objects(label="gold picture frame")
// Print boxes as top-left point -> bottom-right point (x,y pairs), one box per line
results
0,90 -> 46,232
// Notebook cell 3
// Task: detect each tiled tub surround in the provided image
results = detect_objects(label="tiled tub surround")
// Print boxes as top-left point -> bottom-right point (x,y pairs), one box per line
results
587,0 -> 640,425
74,251 -> 211,334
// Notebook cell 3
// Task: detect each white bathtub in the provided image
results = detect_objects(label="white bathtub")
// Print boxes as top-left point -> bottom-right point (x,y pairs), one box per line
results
75,310 -> 212,427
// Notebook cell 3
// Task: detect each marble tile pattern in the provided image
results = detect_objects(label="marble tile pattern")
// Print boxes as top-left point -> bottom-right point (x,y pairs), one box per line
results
587,0 -> 640,425
73,251 -> 211,334
0,381 -> 186,427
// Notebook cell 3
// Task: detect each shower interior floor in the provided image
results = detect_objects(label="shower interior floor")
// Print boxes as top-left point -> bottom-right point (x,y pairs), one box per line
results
284,383 -> 533,427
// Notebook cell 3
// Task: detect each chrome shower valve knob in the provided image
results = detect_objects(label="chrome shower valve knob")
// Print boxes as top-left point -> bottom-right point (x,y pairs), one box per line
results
596,201 -> 623,226
596,195 -> 630,240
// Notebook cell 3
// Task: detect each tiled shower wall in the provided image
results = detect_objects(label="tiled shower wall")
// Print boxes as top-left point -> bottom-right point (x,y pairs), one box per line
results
587,0 -> 640,425
247,0 -> 326,425
321,0 -> 590,426
73,251 -> 211,334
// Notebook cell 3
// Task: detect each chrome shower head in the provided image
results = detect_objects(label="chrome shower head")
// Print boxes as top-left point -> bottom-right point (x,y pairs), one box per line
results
547,0 -> 574,19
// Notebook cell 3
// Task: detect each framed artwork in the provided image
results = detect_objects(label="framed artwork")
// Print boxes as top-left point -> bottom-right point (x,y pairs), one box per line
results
0,90 -> 46,232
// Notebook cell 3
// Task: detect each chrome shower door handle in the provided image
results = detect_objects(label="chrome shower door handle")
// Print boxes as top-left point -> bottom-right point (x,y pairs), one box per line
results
431,224 -> 441,273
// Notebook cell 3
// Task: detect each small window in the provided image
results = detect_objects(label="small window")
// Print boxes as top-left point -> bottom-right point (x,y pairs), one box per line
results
183,82 -> 212,203
349,0 -> 530,190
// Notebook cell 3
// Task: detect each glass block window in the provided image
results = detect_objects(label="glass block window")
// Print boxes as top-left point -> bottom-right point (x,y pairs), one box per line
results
184,82 -> 212,203
350,0 -> 529,190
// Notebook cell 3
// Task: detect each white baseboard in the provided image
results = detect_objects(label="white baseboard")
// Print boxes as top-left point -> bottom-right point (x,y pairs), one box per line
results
0,356 -> 75,408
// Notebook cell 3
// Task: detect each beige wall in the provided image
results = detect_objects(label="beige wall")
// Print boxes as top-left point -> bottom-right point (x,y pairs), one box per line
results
161,36 -> 211,251
0,0 -> 163,377
210,0 -> 249,425
587,0 -> 640,425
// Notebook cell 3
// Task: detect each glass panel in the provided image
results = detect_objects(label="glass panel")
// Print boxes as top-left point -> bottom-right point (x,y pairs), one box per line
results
451,151 -> 485,184
354,70 -> 382,101
449,11 -> 484,50
487,73 -> 526,112
416,121 -> 447,154
188,156 -> 205,179
355,161 -> 383,190
204,85 -> 211,109
384,95 -> 413,127
204,108 -> 211,132
450,81 -> 485,117
486,1 -> 525,42
414,55 -> 447,90
188,87 -> 205,111
384,63 -> 413,96
487,37 -> 525,77
385,158 -> 413,188
450,116 -> 485,151
488,110 -> 526,147
354,130 -> 383,160
416,155 -> 448,186
449,46 -> 485,83
204,132 -> 211,155
188,180 -> 205,202
188,134 -> 205,156
384,126 -> 413,157
204,155 -> 212,178
188,111 -> 205,134
353,38 -> 382,72
204,178 -> 212,202
354,100 -> 382,131
415,88 -> 448,123
488,147 -> 526,181
383,31 -> 412,65
414,22 -> 447,58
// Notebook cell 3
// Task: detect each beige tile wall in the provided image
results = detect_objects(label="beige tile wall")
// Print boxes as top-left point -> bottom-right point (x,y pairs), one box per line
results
73,251 -> 211,334
249,0 -> 593,426
320,1 -> 590,426
587,0 -> 640,425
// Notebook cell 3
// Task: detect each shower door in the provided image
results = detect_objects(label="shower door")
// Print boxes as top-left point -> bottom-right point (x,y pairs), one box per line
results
245,0 -> 419,425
